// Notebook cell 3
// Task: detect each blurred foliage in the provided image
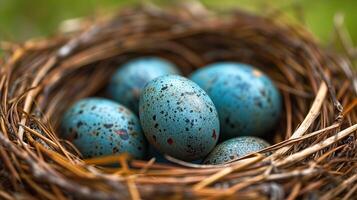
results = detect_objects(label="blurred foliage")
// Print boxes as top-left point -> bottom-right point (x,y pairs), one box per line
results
0,0 -> 356,45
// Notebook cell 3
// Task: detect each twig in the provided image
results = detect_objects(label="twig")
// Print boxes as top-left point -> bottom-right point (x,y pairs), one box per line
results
275,124 -> 357,166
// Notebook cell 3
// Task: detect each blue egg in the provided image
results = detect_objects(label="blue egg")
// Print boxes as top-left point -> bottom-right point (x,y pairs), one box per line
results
139,75 -> 220,161
203,136 -> 270,165
190,62 -> 282,139
107,57 -> 181,114
61,98 -> 147,159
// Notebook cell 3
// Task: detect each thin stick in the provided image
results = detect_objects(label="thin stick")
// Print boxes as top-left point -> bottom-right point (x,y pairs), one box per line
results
193,155 -> 264,190
275,124 -> 357,166
127,176 -> 141,200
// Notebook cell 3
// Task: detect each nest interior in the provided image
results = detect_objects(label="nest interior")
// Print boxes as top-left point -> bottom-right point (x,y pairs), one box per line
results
0,5 -> 356,200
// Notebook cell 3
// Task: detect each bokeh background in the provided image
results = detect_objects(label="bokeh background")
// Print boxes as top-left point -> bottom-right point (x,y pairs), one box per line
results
0,0 -> 356,45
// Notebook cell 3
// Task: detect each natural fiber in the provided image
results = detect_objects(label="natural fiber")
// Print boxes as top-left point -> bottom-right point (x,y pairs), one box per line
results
0,3 -> 356,200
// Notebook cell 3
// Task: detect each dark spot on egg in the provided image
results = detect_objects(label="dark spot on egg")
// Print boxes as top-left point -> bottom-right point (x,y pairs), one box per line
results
212,129 -> 217,140
77,121 -> 83,128
260,89 -> 266,97
167,138 -> 174,145
112,147 -> 119,153
104,124 -> 113,129
254,97 -> 263,108
115,129 -> 129,140
161,86 -> 168,91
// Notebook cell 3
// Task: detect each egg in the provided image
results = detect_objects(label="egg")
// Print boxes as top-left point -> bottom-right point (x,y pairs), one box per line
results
190,62 -> 282,140
139,75 -> 220,161
107,57 -> 181,114
61,98 -> 147,159
203,136 -> 270,165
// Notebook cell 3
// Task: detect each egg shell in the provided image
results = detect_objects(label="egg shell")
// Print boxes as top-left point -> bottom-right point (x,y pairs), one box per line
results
190,62 -> 282,139
203,136 -> 270,165
61,98 -> 147,159
107,57 -> 181,114
139,75 -> 220,161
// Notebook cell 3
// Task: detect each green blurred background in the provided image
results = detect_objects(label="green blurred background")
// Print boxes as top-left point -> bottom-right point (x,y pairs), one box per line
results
0,0 -> 356,45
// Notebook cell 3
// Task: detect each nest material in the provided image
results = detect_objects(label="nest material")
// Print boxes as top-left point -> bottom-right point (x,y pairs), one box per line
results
0,4 -> 357,200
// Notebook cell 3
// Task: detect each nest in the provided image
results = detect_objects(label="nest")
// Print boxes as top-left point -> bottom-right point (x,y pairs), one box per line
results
0,4 -> 356,200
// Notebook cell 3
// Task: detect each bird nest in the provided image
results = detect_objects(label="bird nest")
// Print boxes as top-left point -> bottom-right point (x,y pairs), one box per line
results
0,4 -> 356,200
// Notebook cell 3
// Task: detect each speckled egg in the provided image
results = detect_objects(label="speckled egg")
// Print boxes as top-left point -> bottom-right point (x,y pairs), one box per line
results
190,62 -> 282,140
203,136 -> 270,165
107,57 -> 181,114
61,98 -> 147,159
139,75 -> 220,161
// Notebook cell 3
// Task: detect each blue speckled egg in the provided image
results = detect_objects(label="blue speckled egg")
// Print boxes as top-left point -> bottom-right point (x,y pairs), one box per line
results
203,136 -> 270,165
190,62 -> 282,140
107,57 -> 181,114
139,75 -> 220,161
61,98 -> 147,159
